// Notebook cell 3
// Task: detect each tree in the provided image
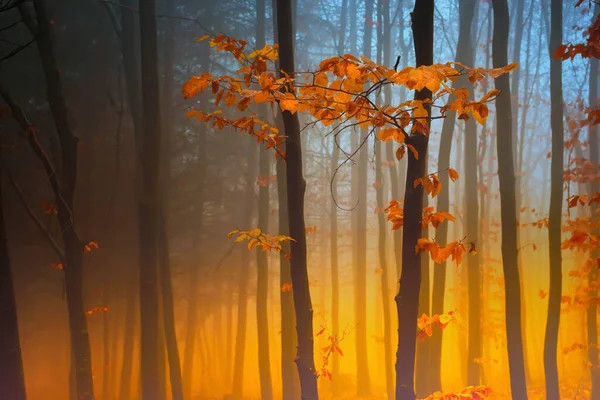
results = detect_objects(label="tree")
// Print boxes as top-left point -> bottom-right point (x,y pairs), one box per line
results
491,0 -> 528,398
158,0 -> 184,397
375,2 -> 393,398
543,0 -> 563,398
330,0 -> 347,393
231,137 -> 256,400
18,1 -> 96,398
355,0 -> 373,396
138,0 -> 164,397
276,0 -> 319,396
255,2 -> 274,399
271,1 -> 300,397
0,125 -> 27,400
587,4 -> 600,399
395,0 -> 433,398
184,10 -> 513,400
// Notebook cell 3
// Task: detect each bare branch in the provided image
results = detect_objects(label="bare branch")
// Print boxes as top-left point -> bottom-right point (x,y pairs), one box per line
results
2,160 -> 65,261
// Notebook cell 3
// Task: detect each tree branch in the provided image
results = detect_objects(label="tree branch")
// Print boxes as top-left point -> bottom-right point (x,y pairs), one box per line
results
3,160 -> 65,261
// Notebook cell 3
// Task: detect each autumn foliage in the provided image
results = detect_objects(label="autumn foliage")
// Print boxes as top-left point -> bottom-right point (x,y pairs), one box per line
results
185,32 -> 520,398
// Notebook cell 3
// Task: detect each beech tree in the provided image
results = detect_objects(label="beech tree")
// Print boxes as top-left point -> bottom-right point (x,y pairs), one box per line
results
543,0 -> 564,398
491,0 -> 528,398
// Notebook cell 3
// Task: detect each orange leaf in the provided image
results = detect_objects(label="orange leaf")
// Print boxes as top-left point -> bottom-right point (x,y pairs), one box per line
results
407,144 -> 418,160
448,168 -> 459,182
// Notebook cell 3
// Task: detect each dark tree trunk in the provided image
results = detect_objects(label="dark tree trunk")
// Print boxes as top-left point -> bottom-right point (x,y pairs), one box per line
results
394,1 -> 433,399
491,0 -> 529,398
416,188 -> 431,398
138,0 -> 163,397
277,0 -> 318,397
18,2 -> 95,398
543,0 -> 563,398
277,145 -> 300,400
0,161 -> 26,400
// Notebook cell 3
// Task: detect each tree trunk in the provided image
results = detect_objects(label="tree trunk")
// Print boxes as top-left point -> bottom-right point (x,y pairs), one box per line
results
461,0 -> 482,387
138,0 -> 163,397
428,1 -> 477,391
119,274 -> 137,400
375,135 -> 394,400
277,0 -> 318,397
0,161 -> 26,400
271,4 -> 300,393
18,2 -> 95,398
255,0 -> 274,397
543,0 -> 563,398
356,1 -> 374,396
232,137 -> 256,399
277,143 -> 300,400
182,127 -> 207,400
395,1 -> 433,399
158,1 -> 184,396
588,4 -> 600,400
182,255 -> 199,399
491,0 -> 528,398
330,0 -> 346,394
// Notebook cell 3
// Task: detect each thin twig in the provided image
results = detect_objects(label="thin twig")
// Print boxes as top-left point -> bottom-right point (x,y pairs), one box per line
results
2,160 -> 65,261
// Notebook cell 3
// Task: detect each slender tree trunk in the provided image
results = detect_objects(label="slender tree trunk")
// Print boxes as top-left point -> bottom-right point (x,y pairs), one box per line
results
18,2 -> 95,398
270,2 -> 299,396
491,0 -> 528,398
118,273 -> 137,400
182,128 -> 207,399
374,5 -> 393,398
255,1 -> 274,397
462,0 -> 482,387
0,162 -> 26,400
182,259 -> 199,399
138,0 -> 163,397
232,138 -> 256,399
277,0 -> 318,397
416,168 -> 431,398
277,144 -> 300,400
256,145 -> 274,400
395,1 -> 433,399
543,0 -> 563,398
383,0 -> 403,287
329,0 -> 346,394
158,2 -> 184,397
356,1 -> 374,396
509,0 -> 533,386
102,283 -> 112,399
429,0 -> 476,391
329,137 -> 342,396
588,4 -> 600,399
375,135 -> 394,400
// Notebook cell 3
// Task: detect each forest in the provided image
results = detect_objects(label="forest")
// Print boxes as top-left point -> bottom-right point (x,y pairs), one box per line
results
0,0 -> 598,399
